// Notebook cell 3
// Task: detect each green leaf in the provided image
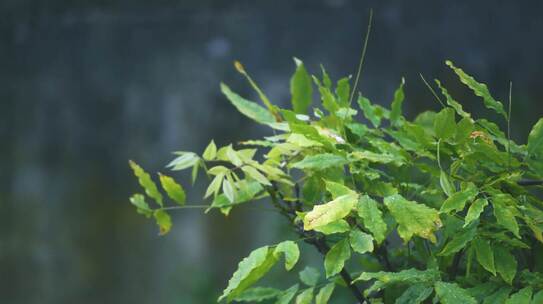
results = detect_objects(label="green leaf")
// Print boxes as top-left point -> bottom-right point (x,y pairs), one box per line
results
303,193 -> 358,231
355,268 -> 440,295
440,183 -> 478,213
473,238 -> 496,275
492,194 -> 520,238
357,95 -> 382,128
435,79 -> 472,120
202,140 -> 217,161
495,246 -> 517,285
241,166 -> 271,186
158,173 -> 186,205
390,78 -> 405,126
505,287 -> 532,304
349,230 -> 374,254
209,180 -> 264,211
167,152 -> 200,171
313,220 -> 351,235
395,284 -> 433,304
384,194 -> 442,243
129,193 -> 152,217
218,246 -> 277,303
483,287 -> 512,304
335,77 -> 350,106
434,282 -> 477,304
315,283 -> 335,304
222,178 -> 236,203
440,170 -> 456,197
445,60 -> 507,118
273,241 -> 300,271
299,266 -> 320,286
532,290 -> 543,304
292,154 -> 348,170
438,223 -> 477,256
464,198 -> 489,227
204,173 -> 224,199
324,238 -> 351,278
295,288 -> 314,304
275,284 -> 299,304
153,209 -> 172,235
527,118 -> 543,175
129,160 -> 163,206
226,145 -> 243,167
234,287 -> 281,302
356,195 -> 387,244
290,58 -> 313,114
221,83 -> 276,125
434,108 -> 457,140
324,180 -> 356,199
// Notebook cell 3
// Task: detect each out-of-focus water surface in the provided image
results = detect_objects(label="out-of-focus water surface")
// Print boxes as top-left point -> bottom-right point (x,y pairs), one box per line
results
1,1 -> 542,303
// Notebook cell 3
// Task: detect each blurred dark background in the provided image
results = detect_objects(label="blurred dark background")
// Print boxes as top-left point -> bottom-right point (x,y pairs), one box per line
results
1,1 -> 542,303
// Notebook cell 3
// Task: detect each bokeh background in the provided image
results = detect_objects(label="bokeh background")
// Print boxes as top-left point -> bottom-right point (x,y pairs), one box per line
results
2,1 -> 543,303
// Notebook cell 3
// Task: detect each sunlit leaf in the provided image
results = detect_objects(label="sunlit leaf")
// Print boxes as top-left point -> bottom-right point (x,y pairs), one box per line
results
527,118 -> 543,175
292,154 -> 348,170
349,230 -> 374,254
315,283 -> 335,304
153,209 -> 172,235
384,194 -> 442,243
158,173 -> 186,205
303,193 -> 358,231
129,160 -> 163,206
202,140 -> 217,161
440,183 -> 478,213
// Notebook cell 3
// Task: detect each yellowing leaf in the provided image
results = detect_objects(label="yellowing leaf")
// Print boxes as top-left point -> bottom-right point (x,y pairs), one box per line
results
324,238 -> 351,278
153,209 -> 172,235
158,173 -> 186,205
202,140 -> 217,161
324,180 -> 356,199
303,193 -> 358,231
384,194 -> 442,243
129,160 -> 163,206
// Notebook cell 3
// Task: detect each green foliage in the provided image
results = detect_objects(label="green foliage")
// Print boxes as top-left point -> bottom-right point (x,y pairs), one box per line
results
129,59 -> 543,303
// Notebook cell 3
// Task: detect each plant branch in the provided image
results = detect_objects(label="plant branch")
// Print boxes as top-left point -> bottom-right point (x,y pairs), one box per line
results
268,183 -> 366,303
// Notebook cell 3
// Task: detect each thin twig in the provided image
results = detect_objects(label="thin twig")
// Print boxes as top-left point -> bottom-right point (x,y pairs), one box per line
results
420,74 -> 446,108
349,8 -> 374,105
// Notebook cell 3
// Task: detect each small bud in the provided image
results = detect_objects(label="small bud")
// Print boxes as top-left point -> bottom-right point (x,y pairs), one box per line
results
234,61 -> 246,74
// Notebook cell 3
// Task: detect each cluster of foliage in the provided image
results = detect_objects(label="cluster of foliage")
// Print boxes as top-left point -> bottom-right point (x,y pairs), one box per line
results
128,58 -> 543,303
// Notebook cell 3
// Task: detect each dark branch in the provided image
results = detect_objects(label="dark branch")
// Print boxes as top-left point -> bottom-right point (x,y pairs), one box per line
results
268,183 -> 366,304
